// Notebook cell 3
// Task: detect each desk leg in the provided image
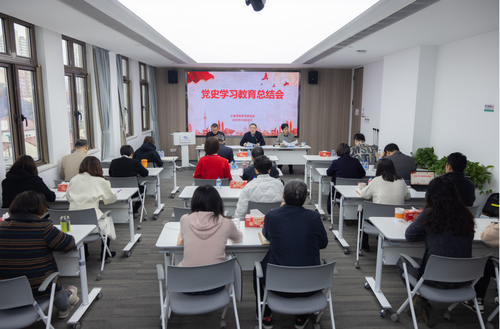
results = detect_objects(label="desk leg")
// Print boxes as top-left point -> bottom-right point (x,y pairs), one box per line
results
308,162 -> 313,205
314,175 -> 325,217
332,196 -> 349,253
67,244 -> 102,325
364,234 -> 391,311
355,209 -> 362,269
154,175 -> 165,219
170,161 -> 179,198
122,199 -> 142,256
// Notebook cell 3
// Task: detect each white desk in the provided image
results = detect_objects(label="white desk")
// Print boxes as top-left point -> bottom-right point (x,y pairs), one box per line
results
160,156 -> 180,198
234,155 -> 279,163
103,167 -> 165,220
365,217 -> 498,314
49,188 -> 141,256
196,145 -> 310,165
156,222 -> 268,271
231,168 -> 283,179
179,186 -> 242,216
53,224 -> 101,327
303,155 -> 336,204
331,185 -> 426,254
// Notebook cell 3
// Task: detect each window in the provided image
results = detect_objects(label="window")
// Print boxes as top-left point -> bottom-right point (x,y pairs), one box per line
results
139,62 -> 149,131
62,36 -> 93,150
0,13 -> 48,166
121,57 -> 132,136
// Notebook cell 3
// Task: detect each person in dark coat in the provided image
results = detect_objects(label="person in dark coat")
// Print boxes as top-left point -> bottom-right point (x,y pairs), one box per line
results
2,155 -> 56,208
206,123 -> 225,139
241,146 -> 279,182
216,134 -> 234,163
133,136 -> 163,167
240,123 -> 266,146
109,145 -> 149,216
442,152 -> 476,207
326,143 -> 366,214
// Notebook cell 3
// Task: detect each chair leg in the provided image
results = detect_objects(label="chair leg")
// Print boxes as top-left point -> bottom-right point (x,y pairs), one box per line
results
256,276 -> 262,329
326,290 -> 336,329
158,280 -> 167,329
230,283 -> 240,329
473,298 -> 486,329
401,262 -> 418,329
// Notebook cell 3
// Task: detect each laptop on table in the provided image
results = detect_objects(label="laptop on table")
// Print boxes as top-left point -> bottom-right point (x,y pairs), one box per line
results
410,171 -> 435,192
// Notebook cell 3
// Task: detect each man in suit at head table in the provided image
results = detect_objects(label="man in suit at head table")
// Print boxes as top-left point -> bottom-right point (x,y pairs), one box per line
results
240,123 -> 266,146
206,123 -> 225,139
60,139 -> 88,181
109,145 -> 149,218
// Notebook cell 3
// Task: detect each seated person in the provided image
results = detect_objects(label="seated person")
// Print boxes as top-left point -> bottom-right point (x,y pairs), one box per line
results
233,155 -> 284,219
0,191 -> 79,319
274,123 -> 296,174
241,146 -> 279,182
194,137 -> 231,180
133,136 -> 163,167
240,123 -> 266,146
326,143 -> 366,214
254,180 -> 328,329
350,133 -> 377,163
60,138 -> 88,181
380,143 -> 416,181
397,176 -> 475,327
2,155 -> 56,208
109,145 -> 149,218
443,152 -> 475,206
216,134 -> 234,163
206,123 -> 225,139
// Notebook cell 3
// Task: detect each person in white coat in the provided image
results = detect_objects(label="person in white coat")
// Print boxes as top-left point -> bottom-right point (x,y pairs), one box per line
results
234,155 -> 284,220
66,156 -> 118,259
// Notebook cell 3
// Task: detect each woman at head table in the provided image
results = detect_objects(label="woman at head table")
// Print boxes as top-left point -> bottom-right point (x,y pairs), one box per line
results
66,156 -> 118,260
397,175 -> 475,327
177,185 -> 243,294
274,122 -> 296,174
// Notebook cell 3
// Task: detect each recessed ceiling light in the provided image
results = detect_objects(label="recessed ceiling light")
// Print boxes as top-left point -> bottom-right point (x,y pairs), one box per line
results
357,50 -> 367,53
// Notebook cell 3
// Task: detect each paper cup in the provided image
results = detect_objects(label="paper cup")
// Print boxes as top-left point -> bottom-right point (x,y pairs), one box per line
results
395,207 -> 404,219
301,142 -> 306,147
358,182 -> 366,190
369,164 -> 375,171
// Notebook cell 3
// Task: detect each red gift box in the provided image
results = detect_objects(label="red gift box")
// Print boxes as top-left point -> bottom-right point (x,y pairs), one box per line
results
403,209 -> 422,222
236,152 -> 248,157
230,180 -> 247,189
244,214 -> 264,228
319,151 -> 331,157
57,183 -> 68,192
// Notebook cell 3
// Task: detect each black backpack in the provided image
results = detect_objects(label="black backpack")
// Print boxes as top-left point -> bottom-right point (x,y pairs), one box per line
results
482,193 -> 499,217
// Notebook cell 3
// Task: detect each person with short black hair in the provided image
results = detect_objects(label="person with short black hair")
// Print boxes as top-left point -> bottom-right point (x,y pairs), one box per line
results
60,138 -> 89,181
240,123 -> 266,146
350,133 -> 377,163
2,155 -> 56,208
241,146 -> 280,182
274,123 -> 296,174
443,152 -> 475,206
326,143 -> 366,214
206,123 -> 225,139
194,137 -> 231,180
0,191 -> 79,319
109,145 -> 149,217
216,134 -> 234,163
133,136 -> 163,167
253,180 -> 328,328
380,143 -> 416,181
234,155 -> 284,219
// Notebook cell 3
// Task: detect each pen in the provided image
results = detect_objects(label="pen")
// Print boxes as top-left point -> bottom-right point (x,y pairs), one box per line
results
117,189 -> 122,193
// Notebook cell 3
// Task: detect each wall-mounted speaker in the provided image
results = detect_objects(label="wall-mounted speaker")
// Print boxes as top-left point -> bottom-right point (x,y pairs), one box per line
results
308,70 -> 318,84
168,70 -> 178,84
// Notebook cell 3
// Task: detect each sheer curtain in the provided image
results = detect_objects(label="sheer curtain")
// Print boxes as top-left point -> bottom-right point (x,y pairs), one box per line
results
116,54 -> 126,145
148,65 -> 161,150
93,46 -> 112,160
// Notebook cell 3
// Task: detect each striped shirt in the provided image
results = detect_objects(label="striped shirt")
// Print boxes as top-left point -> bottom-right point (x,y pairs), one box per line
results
0,213 -> 75,298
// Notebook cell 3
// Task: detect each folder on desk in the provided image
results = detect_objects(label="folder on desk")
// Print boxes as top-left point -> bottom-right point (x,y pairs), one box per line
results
258,232 -> 270,245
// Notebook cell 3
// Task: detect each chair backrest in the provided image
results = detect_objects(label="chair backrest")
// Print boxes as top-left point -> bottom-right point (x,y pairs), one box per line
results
266,261 -> 336,293
335,177 -> 369,186
173,207 -> 190,222
0,276 -> 34,310
247,201 -> 282,215
166,258 -> 235,293
467,205 -> 479,217
194,178 -> 229,186
107,176 -> 139,188
422,254 -> 490,283
53,179 -> 64,187
363,201 -> 422,220
48,208 -> 98,225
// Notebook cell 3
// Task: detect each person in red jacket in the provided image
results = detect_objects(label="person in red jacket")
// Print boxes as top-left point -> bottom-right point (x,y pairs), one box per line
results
194,137 -> 231,180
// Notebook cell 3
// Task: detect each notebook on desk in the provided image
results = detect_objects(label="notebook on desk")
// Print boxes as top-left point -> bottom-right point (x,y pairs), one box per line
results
410,171 -> 435,192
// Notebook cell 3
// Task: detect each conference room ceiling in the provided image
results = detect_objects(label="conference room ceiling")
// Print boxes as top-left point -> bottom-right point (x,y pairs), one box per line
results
0,0 -> 497,69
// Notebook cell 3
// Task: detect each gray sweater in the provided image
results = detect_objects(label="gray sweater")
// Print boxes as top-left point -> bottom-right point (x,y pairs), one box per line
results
274,132 -> 296,145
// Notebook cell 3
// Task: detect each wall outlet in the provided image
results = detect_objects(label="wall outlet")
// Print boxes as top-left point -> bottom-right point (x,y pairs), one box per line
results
170,148 -> 176,152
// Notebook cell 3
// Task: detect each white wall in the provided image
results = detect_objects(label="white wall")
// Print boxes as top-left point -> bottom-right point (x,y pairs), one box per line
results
430,30 -> 499,193
361,61 -> 383,146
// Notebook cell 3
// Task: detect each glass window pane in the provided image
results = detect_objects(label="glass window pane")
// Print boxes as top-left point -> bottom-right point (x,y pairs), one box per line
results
140,64 -> 145,80
123,82 -> 129,134
0,18 -> 6,53
73,43 -> 83,68
62,39 -> 69,66
141,84 -> 148,130
14,23 -> 31,58
0,67 -> 15,165
18,69 -> 40,161
65,76 -> 74,149
75,77 -> 87,140
122,58 -> 127,78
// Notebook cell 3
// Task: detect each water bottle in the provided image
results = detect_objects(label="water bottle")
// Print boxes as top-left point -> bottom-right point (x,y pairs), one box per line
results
368,177 -> 373,184
331,149 -> 335,157
60,215 -> 71,233
364,161 -> 369,170
160,150 -> 165,157
216,177 -> 221,189
247,149 -> 251,157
